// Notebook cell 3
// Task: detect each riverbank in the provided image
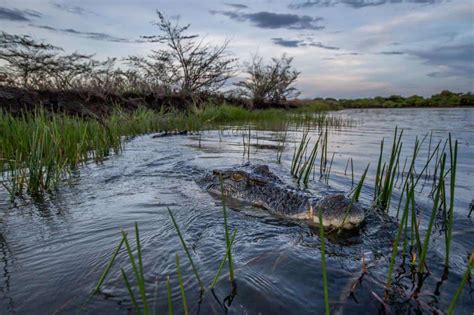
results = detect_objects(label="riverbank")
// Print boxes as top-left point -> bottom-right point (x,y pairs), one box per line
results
1,86 -> 472,120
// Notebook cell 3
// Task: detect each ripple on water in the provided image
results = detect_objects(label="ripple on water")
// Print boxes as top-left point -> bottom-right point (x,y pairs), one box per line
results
0,108 -> 473,314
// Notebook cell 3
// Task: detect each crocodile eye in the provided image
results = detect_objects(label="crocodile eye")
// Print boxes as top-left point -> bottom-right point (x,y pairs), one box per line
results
231,172 -> 245,181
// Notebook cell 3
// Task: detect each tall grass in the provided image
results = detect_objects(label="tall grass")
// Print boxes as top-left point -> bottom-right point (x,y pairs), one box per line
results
447,251 -> 474,314
0,105 -> 351,200
418,153 -> 446,274
444,135 -> 457,268
374,127 -> 403,210
318,207 -> 330,315
290,128 -> 331,186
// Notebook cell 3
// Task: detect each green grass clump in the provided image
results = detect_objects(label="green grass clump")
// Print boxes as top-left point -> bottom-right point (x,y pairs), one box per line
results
0,104 -> 351,200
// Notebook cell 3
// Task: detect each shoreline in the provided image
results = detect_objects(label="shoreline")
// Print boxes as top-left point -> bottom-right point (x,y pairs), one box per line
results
1,86 -> 472,118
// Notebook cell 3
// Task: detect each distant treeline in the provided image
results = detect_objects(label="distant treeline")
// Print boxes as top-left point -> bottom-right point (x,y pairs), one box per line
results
311,90 -> 474,109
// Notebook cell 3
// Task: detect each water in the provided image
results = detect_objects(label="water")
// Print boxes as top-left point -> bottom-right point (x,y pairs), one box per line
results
0,108 -> 473,314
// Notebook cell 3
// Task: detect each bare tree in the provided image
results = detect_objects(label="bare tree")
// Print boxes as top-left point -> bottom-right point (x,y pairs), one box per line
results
142,11 -> 237,95
236,53 -> 300,106
123,55 -> 172,93
0,32 -> 62,88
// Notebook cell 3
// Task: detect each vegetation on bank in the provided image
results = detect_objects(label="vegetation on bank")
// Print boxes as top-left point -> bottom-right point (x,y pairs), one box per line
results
309,90 -> 474,109
0,105 -> 348,199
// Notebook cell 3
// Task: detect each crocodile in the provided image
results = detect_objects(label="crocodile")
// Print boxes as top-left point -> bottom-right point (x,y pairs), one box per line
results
199,163 -> 365,230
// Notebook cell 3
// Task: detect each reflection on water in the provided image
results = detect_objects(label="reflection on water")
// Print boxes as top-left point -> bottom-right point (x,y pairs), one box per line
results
0,108 -> 473,314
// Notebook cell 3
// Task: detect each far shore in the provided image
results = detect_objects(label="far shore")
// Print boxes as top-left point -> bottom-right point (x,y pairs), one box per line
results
0,86 -> 472,118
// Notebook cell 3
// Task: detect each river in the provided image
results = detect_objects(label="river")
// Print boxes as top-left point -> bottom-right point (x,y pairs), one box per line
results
0,107 -> 472,314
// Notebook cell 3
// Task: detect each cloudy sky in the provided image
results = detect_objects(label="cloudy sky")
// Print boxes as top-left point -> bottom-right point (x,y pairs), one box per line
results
1,0 -> 473,98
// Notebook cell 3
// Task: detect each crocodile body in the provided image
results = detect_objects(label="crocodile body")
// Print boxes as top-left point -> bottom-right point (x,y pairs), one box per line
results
199,163 -> 365,230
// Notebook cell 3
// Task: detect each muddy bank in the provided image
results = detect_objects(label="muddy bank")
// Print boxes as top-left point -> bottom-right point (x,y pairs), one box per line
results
0,86 -> 297,118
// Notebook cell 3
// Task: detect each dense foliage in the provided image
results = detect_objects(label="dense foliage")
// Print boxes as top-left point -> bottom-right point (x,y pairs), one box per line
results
310,90 -> 474,109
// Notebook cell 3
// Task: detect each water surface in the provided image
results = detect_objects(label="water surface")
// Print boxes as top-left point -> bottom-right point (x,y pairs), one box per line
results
0,108 -> 473,314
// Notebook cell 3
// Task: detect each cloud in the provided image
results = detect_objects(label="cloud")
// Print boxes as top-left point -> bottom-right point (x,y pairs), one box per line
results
32,24 -> 142,43
289,0 -> 441,9
272,38 -> 301,47
308,42 -> 339,50
224,3 -> 248,9
408,43 -> 474,78
210,10 -> 324,30
0,7 -> 41,21
337,52 -> 360,56
378,51 -> 405,55
272,37 -> 340,49
52,2 -> 93,16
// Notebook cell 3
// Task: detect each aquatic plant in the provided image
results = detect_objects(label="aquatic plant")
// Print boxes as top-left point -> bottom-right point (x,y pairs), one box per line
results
418,153 -> 446,274
168,208 -> 205,291
374,127 -> 403,210
318,207 -> 330,315
444,135 -> 457,268
219,175 -> 235,283
291,128 -> 331,186
447,251 -> 474,314
0,105 -> 351,200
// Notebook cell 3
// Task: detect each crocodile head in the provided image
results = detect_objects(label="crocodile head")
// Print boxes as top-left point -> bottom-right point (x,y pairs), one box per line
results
200,163 -> 365,230
202,164 -> 280,201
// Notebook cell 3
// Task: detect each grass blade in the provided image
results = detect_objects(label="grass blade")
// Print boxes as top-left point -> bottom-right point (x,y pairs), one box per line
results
318,207 -> 330,315
121,268 -> 142,315
167,208 -> 205,291
219,175 -> 235,283
211,229 -> 237,289
166,275 -> 174,315
447,252 -> 474,315
94,235 -> 125,294
175,254 -> 189,315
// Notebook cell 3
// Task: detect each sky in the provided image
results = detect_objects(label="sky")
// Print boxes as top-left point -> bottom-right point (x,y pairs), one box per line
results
0,0 -> 473,99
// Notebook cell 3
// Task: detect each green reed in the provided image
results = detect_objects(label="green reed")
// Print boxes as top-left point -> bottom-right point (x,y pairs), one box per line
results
447,251 -> 474,315
175,254 -> 189,315
122,224 -> 149,314
94,235 -> 126,294
211,229 -> 237,289
338,163 -> 370,231
219,175 -> 235,283
168,208 -> 205,291
351,163 -> 370,202
166,275 -> 174,315
291,128 -> 310,176
444,135 -> 457,268
94,213 -> 238,313
1,105 -> 352,200
290,128 -> 331,186
298,134 -> 320,185
319,126 -> 329,175
323,152 -> 335,184
374,127 -> 403,211
276,124 -> 289,164
318,207 -> 330,315
385,179 -> 414,296
418,153 -> 445,274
